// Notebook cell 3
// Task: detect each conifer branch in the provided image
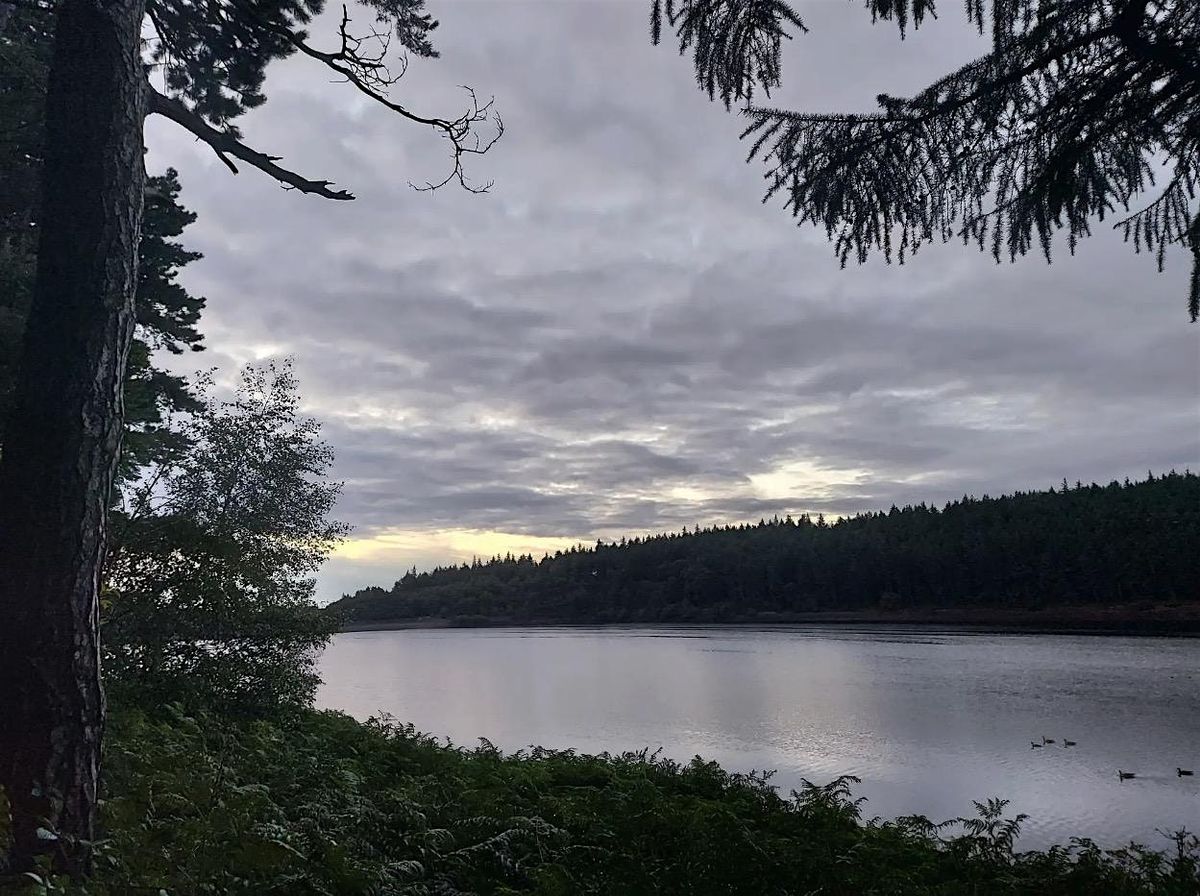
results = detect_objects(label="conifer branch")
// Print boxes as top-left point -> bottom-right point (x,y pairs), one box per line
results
650,0 -> 807,108
665,0 -> 1200,317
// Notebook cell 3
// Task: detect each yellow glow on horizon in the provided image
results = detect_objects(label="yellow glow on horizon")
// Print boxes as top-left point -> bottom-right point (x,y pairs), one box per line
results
329,462 -> 876,582
332,527 -> 586,567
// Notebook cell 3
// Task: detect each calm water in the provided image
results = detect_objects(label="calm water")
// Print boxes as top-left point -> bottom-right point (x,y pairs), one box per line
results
316,626 -> 1200,850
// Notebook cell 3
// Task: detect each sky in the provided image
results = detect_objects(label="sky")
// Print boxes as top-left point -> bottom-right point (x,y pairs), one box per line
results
144,0 -> 1199,602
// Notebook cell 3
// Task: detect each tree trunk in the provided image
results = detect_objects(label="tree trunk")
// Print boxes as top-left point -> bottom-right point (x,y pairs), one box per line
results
0,0 -> 146,876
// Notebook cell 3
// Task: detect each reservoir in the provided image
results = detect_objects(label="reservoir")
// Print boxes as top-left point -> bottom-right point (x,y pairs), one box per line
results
317,626 -> 1199,850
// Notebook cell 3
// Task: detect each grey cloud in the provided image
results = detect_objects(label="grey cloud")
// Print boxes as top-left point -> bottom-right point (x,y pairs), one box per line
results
144,1 -> 1198,599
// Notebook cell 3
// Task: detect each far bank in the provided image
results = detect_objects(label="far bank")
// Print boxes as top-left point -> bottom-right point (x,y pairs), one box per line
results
338,602 -> 1200,636
329,474 -> 1200,636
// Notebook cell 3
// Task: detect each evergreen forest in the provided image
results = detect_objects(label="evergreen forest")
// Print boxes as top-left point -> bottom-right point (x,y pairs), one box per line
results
331,472 -> 1200,627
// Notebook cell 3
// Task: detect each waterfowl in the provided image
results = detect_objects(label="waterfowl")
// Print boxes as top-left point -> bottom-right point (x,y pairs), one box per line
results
1179,768 -> 1195,777
1062,739 -> 1077,747
1042,736 -> 1056,745
1118,770 -> 1136,780
1030,741 -> 1044,749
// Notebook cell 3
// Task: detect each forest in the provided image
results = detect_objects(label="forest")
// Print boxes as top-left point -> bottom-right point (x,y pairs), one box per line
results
331,472 -> 1200,627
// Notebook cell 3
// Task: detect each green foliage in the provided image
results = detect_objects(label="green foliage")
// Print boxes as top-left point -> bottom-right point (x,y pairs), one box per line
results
119,169 -> 208,477
0,240 -> 34,436
9,705 -> 1198,894
654,0 -> 1200,319
332,472 -> 1200,626
1,161 -> 209,473
0,15 -> 209,455
140,0 -> 497,198
0,8 -> 50,433
104,362 -> 347,713
147,0 -> 440,128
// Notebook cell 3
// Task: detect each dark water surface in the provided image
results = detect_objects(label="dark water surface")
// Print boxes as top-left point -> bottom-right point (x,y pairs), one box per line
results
316,626 -> 1199,850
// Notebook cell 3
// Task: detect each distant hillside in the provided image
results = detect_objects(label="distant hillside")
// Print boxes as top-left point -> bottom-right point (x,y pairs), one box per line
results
329,472 -> 1200,628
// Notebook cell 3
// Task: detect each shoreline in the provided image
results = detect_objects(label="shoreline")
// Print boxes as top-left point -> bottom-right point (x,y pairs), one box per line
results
338,604 -> 1200,636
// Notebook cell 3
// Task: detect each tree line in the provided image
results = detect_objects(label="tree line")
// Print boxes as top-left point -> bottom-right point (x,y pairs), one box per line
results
331,472 -> 1200,626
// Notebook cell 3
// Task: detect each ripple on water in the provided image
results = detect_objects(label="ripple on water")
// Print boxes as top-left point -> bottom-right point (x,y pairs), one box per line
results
316,627 -> 1200,850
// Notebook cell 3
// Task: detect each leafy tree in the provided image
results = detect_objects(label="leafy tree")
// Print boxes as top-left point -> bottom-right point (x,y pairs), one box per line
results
652,0 -> 1200,319
0,0 -> 497,871
0,0 -> 783,869
104,361 -> 346,714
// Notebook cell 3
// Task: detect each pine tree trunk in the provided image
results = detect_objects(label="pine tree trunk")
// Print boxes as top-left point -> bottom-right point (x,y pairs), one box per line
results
0,0 -> 146,876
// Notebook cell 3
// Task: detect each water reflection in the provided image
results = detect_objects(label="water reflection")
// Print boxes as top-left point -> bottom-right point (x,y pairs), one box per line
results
316,626 -> 1200,849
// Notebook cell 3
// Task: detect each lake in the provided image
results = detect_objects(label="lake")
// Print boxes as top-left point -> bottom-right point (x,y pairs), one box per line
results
315,626 -> 1200,850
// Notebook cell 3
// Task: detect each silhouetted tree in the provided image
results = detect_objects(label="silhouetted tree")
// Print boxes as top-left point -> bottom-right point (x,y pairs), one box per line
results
0,0 -> 497,874
117,169 -> 207,475
652,0 -> 1200,319
0,162 -> 208,471
0,7 -> 52,428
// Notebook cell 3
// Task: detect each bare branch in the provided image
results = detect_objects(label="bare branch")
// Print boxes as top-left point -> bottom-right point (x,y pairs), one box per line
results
147,88 -> 355,201
223,0 -> 501,192
410,87 -> 503,193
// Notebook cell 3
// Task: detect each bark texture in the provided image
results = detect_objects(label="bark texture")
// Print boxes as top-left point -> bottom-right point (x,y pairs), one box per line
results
0,0 -> 146,875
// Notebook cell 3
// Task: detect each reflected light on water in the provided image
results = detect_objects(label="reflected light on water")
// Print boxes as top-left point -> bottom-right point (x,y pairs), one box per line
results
317,626 -> 1200,850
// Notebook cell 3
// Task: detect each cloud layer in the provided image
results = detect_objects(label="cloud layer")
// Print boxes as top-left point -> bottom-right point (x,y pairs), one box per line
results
145,1 -> 1199,599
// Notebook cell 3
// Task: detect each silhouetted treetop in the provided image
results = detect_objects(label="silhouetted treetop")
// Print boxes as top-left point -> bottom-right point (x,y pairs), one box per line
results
655,0 -> 1200,319
650,0 -> 806,109
331,471 -> 1200,627
139,0 -> 500,197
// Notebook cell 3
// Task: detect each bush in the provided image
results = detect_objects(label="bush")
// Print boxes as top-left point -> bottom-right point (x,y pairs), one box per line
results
12,705 -> 1198,895
102,362 -> 346,714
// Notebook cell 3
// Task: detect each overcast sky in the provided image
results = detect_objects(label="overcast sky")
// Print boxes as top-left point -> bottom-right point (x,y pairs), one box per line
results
145,0 -> 1198,602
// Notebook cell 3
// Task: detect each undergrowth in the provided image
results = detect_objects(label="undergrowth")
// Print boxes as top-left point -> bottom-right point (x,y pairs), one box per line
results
9,705 -> 1199,895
